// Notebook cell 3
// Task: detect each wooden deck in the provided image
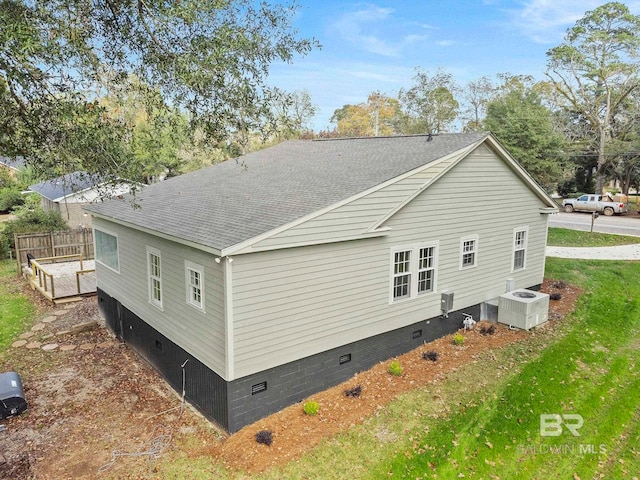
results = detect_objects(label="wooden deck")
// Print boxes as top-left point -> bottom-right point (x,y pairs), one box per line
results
27,257 -> 97,304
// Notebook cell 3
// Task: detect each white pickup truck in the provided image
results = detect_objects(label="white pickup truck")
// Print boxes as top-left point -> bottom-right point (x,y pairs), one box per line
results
562,193 -> 628,216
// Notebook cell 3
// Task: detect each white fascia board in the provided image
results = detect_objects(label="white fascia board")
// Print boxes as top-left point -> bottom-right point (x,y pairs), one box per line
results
230,228 -> 391,255
87,211 -> 223,257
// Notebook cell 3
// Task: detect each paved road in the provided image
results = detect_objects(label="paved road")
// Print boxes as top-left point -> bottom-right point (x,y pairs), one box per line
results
549,211 -> 640,237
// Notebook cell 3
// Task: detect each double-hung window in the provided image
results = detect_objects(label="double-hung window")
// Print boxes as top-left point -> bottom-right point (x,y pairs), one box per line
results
512,227 -> 528,271
417,246 -> 436,294
392,250 -> 412,300
185,261 -> 205,310
391,243 -> 438,303
147,247 -> 163,309
460,235 -> 478,269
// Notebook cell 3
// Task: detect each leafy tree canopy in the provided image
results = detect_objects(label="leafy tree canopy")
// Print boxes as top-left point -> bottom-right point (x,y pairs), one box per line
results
330,92 -> 401,137
545,1 -> 640,192
0,0 -> 317,184
485,76 -> 567,191
398,69 -> 459,134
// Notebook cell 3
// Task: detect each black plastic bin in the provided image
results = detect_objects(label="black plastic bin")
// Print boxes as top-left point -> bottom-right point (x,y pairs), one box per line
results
0,372 -> 27,420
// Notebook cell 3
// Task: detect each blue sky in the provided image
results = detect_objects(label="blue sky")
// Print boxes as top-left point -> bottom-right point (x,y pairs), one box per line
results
267,0 -> 640,131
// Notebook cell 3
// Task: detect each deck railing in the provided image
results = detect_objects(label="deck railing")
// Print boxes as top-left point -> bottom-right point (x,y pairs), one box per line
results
29,254 -> 95,301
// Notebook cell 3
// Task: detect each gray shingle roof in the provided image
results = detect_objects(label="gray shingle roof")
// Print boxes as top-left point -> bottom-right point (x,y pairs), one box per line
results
29,171 -> 103,201
85,133 -> 489,251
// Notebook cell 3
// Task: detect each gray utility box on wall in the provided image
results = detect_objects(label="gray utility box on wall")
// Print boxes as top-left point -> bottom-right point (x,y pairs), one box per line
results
441,291 -> 454,315
0,372 -> 27,420
498,289 -> 549,330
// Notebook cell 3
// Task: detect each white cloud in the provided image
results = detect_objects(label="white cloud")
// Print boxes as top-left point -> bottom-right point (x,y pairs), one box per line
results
331,4 -> 430,57
510,0 -> 640,44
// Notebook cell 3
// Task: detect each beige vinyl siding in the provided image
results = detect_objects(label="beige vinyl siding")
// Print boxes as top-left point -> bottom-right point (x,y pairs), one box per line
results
93,218 -> 226,377
247,154 -> 461,250
231,143 -> 549,378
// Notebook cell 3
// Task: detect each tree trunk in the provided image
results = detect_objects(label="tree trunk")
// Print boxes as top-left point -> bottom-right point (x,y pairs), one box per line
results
596,125 -> 607,194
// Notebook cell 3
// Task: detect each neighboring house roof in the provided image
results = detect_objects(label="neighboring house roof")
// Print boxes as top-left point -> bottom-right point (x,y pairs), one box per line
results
85,133 -> 555,253
29,171 -> 106,202
0,156 -> 26,171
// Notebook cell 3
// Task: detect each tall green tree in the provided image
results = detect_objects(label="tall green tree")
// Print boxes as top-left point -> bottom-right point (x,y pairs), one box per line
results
398,69 -> 459,134
484,77 -> 566,191
0,0 -> 317,184
545,2 -> 640,193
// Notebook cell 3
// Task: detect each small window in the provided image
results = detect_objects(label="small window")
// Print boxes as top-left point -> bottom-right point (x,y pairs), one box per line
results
94,229 -> 119,272
460,236 -> 478,269
147,247 -> 163,309
513,227 -> 528,271
185,261 -> 205,310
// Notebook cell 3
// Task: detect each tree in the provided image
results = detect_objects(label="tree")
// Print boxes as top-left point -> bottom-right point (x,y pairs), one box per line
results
330,92 -> 401,137
0,0 -> 317,184
484,78 -> 566,191
398,69 -> 459,134
545,2 -> 640,193
267,89 -> 317,140
461,76 -> 496,132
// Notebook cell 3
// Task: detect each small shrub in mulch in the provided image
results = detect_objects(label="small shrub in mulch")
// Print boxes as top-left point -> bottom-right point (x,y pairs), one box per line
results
343,385 -> 362,398
303,401 -> 319,416
388,360 -> 403,376
550,293 -> 562,301
452,332 -> 465,346
422,350 -> 439,362
255,430 -> 273,446
479,325 -> 495,335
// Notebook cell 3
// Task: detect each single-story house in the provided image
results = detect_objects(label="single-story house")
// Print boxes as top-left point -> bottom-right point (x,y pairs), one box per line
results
29,171 -> 131,229
84,133 -> 558,433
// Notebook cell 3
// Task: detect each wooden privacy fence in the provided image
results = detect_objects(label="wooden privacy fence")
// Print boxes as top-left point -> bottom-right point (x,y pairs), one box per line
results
14,229 -> 94,275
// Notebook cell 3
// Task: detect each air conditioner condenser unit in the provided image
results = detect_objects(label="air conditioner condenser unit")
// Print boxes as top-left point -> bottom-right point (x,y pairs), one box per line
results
498,289 -> 549,330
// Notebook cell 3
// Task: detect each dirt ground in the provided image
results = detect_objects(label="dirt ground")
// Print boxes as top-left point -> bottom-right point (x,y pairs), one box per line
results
0,279 -> 581,479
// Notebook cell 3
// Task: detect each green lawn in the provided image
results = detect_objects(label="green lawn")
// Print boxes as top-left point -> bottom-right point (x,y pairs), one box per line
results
548,227 -> 640,247
0,259 -> 36,351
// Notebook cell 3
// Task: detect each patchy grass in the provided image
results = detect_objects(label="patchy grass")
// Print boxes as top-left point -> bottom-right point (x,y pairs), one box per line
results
0,259 -> 35,351
548,227 -> 640,247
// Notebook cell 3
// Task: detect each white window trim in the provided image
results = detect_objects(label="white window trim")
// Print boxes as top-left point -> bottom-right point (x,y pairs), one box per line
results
147,246 -> 163,310
94,228 -> 120,273
185,260 -> 205,311
512,226 -> 529,272
459,235 -> 479,270
390,242 -> 439,304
